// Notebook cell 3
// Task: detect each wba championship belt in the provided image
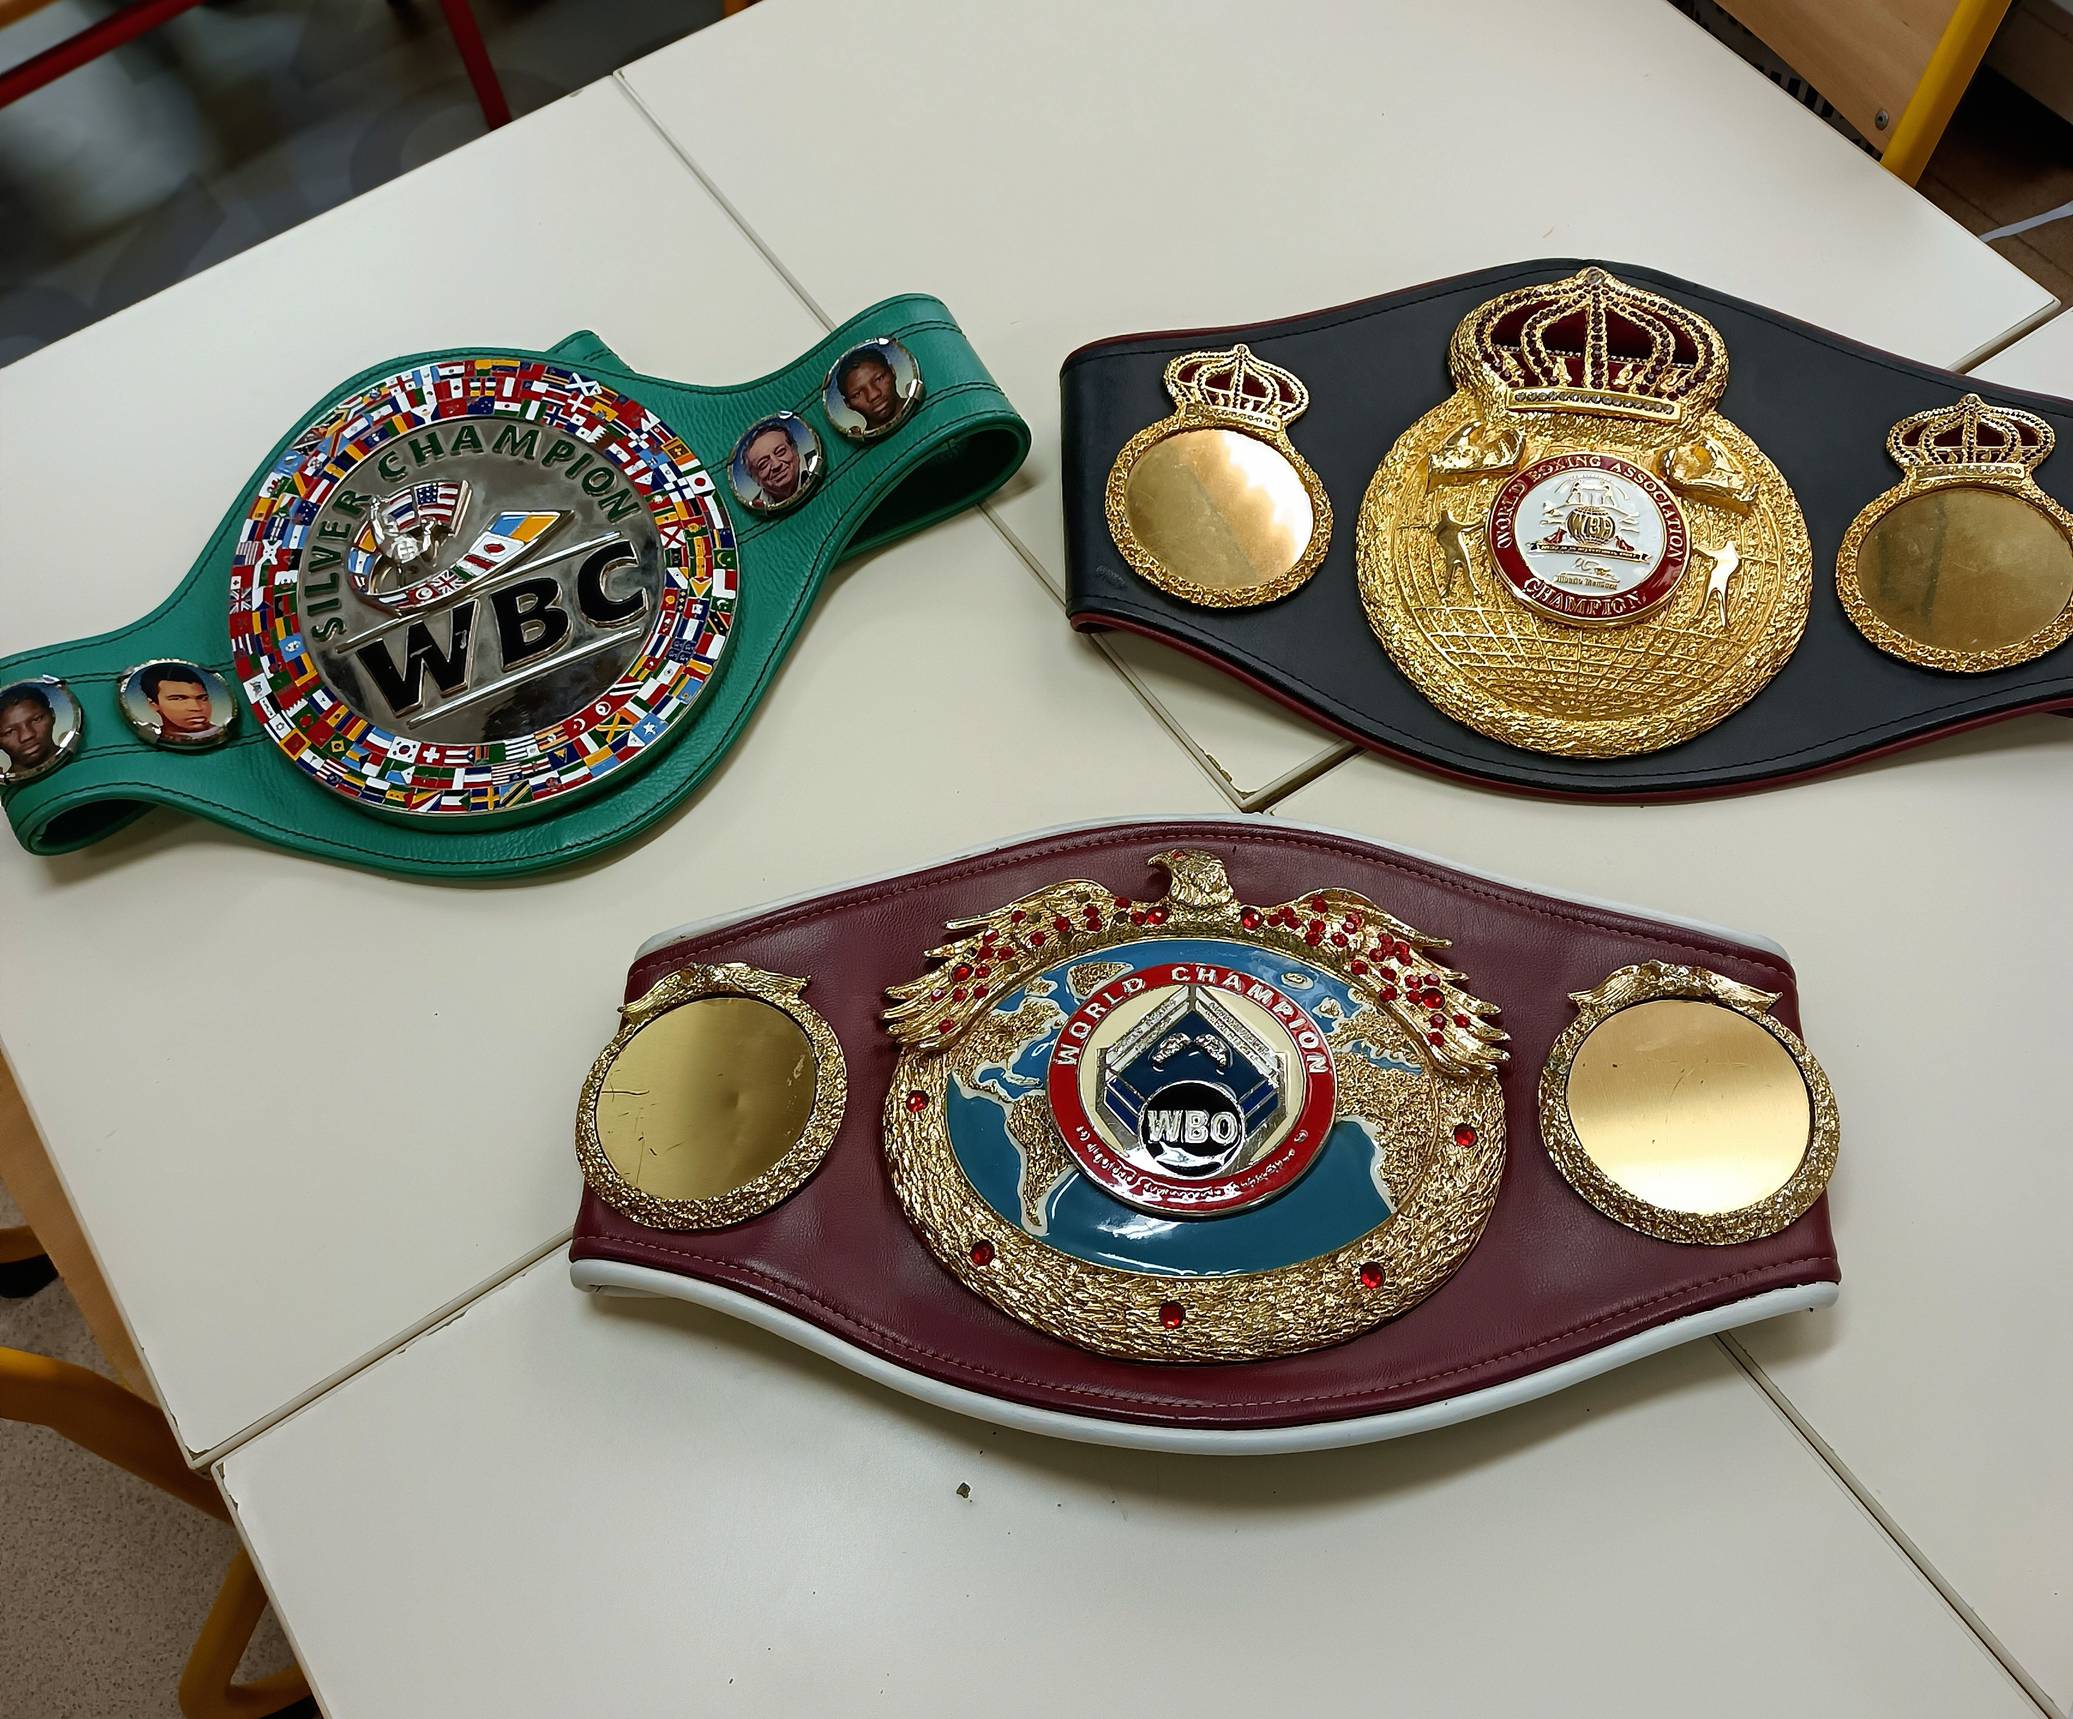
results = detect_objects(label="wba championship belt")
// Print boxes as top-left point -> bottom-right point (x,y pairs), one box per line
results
0,299 -> 1026,876
568,818 -> 1841,1451
1061,259 -> 2073,797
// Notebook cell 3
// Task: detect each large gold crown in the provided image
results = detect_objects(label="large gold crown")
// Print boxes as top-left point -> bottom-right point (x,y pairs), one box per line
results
1887,393 -> 2054,478
1164,343 -> 1310,430
1451,267 -> 1729,424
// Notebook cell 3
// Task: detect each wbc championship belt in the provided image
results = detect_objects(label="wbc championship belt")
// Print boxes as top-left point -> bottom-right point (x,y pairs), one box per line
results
0,299 -> 1027,878
1061,259 -> 2073,797
568,818 -> 1840,1451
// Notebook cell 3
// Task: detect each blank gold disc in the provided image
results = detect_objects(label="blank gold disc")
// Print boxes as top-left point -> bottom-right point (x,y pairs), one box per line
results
1854,485 -> 2073,655
1124,427 -> 1317,598
1565,998 -> 1810,1217
593,995 -> 818,1202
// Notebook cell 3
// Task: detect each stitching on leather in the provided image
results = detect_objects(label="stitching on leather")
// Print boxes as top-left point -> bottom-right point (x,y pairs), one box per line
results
637,821 -> 1797,988
585,1229 -> 1838,1413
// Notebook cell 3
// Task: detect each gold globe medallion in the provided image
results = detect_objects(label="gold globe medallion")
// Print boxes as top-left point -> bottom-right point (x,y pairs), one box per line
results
880,850 -> 1509,1363
1538,963 -> 1839,1247
1357,268 -> 1812,756
1107,344 -> 1332,608
1838,394 -> 2073,672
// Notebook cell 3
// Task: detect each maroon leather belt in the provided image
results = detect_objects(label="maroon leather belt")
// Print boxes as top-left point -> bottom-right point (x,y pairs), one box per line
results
568,817 -> 1840,1452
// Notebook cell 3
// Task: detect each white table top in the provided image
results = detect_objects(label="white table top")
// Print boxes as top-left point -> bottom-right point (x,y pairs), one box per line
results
219,1252 -> 2035,1719
1275,734 -> 2073,1714
0,79 -> 1219,1463
1973,305 -> 2073,393
619,0 -> 2054,805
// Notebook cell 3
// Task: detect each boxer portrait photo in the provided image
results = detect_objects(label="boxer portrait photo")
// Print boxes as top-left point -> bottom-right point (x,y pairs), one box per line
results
119,660 -> 236,750
0,676 -> 82,785
727,411 -> 824,515
823,338 -> 922,442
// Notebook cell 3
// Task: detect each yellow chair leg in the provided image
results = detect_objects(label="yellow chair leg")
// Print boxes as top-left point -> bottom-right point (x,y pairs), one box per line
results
0,1221 -> 43,1266
0,1345 -> 223,1518
2,1347 -> 312,1714
177,1549 -> 312,1719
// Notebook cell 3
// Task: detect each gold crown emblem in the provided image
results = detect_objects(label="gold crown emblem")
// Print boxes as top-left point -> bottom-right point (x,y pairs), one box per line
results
1452,267 -> 1729,424
1164,343 -> 1311,431
1887,393 -> 2054,478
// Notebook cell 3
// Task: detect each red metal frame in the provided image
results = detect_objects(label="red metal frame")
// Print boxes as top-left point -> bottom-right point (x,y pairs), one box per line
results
0,0 -> 511,126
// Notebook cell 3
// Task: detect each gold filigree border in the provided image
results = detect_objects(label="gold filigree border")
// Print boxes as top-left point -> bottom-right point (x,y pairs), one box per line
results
1836,472 -> 2073,674
1537,962 -> 1839,1247
1356,394 -> 1813,757
575,962 -> 847,1232
881,850 -> 1508,1361
1104,416 -> 1332,610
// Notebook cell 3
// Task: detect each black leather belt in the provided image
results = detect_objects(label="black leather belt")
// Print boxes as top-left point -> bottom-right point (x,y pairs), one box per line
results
1061,258 -> 2073,798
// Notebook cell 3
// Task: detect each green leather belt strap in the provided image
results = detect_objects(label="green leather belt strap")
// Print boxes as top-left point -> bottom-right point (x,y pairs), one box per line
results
0,294 -> 1027,879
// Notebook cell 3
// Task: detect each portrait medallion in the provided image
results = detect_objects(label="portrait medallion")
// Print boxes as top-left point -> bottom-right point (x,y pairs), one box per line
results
229,358 -> 737,820
0,675 -> 83,787
1358,268 -> 1811,756
882,849 -> 1508,1361
1837,393 -> 2073,672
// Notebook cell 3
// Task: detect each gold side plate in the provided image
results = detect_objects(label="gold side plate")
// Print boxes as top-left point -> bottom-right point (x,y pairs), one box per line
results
1358,268 -> 1812,756
1838,394 -> 2073,672
882,849 -> 1508,1362
1106,344 -> 1332,609
1538,962 -> 1839,1246
575,961 -> 846,1231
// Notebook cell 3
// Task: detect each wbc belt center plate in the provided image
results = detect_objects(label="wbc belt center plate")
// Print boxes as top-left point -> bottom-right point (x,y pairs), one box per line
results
231,357 -> 736,818
882,850 -> 1509,1361
1358,268 -> 1811,757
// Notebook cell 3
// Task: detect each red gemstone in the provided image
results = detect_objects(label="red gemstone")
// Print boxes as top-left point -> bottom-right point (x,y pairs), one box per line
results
1304,921 -> 1324,946
1240,909 -> 1262,931
1454,1122 -> 1478,1147
905,1090 -> 929,1113
1428,1031 -> 1445,1046
1083,908 -> 1102,926
937,1020 -> 955,1035
1358,1261 -> 1384,1290
1350,958 -> 1368,976
1429,1012 -> 1446,1028
953,988 -> 968,1003
970,1241 -> 995,1267
1011,910 -> 1026,924
1145,908 -> 1167,926
1453,1013 -> 1469,1029
1158,1300 -> 1185,1330
1379,984 -> 1397,1002
1344,914 -> 1362,933
1331,932 -> 1349,947
1309,895 -> 1327,910
931,989 -> 946,1002
1053,915 -> 1071,934
973,985 -> 988,999
1029,933 -> 1047,949
1112,895 -> 1131,910
974,965 -> 991,979
953,963 -> 973,981
1395,941 -> 1412,962
1423,991 -> 1443,1009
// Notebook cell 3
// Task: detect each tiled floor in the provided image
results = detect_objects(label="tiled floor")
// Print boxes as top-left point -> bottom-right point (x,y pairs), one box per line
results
0,0 -> 722,365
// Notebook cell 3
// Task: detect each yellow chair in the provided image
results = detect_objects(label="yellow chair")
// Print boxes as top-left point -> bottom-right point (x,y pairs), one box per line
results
0,1228 -> 311,1719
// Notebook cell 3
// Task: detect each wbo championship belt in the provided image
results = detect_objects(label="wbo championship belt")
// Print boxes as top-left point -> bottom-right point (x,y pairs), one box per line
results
1061,259 -> 2073,798
568,818 -> 1840,1452
0,297 -> 1027,878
